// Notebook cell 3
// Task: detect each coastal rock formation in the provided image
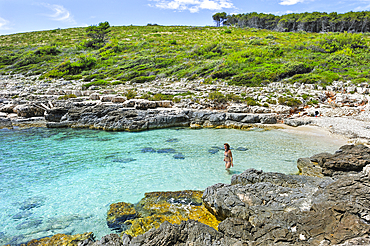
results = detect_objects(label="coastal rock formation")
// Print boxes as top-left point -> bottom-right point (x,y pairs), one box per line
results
106,190 -> 220,237
202,167 -> 370,245
43,102 -> 281,131
298,144 -> 370,177
16,232 -> 94,246
80,220 -> 242,246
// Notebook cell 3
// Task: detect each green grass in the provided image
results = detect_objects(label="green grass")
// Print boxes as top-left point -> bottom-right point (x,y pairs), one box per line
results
0,26 -> 370,87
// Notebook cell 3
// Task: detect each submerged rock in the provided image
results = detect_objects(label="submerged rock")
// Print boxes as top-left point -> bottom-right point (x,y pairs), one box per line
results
156,148 -> 176,154
236,147 -> 248,151
208,149 -> 219,154
24,232 -> 94,246
15,219 -> 42,230
173,153 -> 185,159
19,196 -> 46,210
165,138 -> 179,143
140,147 -> 156,153
12,211 -> 33,220
112,158 -> 136,163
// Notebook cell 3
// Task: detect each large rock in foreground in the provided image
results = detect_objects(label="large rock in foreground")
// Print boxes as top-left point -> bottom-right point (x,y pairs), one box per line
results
202,168 -> 370,245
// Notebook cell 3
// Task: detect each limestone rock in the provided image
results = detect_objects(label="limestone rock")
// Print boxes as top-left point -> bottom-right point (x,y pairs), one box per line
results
0,117 -> 12,128
126,220 -> 242,246
22,232 -> 94,246
90,93 -> 101,100
14,104 -> 45,118
100,95 -> 116,102
112,96 -> 127,103
108,190 -> 220,238
107,202 -> 137,232
297,157 -> 324,177
284,118 -> 312,127
44,108 -> 69,122
309,144 -> 370,176
80,234 -> 125,246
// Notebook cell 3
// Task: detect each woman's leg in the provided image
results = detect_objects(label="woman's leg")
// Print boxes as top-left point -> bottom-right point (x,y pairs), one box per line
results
225,162 -> 231,169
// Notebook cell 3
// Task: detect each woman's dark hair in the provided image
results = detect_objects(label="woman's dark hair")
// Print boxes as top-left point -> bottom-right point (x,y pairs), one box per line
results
224,143 -> 230,151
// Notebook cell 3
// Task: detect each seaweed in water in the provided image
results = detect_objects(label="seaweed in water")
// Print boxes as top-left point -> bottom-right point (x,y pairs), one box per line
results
12,211 -> 33,220
112,158 -> 136,163
18,196 -> 46,211
173,153 -> 185,159
157,148 -> 176,154
141,147 -> 156,153
15,219 -> 43,230
236,147 -> 249,151
166,138 -> 179,143
208,149 -> 219,154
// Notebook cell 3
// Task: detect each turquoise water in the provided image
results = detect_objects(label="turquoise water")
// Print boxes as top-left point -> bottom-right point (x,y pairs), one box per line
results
0,127 -> 344,245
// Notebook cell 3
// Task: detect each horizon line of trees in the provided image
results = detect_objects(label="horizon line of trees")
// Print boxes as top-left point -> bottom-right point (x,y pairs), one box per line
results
213,11 -> 370,33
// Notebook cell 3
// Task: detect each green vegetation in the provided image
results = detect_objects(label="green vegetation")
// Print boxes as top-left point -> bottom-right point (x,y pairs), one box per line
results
0,20 -> 369,88
223,11 -> 370,33
58,94 -> 77,100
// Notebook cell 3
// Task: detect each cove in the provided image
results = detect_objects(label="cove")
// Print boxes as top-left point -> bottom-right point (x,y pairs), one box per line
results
0,127 -> 345,245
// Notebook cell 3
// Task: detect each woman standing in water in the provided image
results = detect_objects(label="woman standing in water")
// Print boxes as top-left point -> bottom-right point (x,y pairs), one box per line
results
224,143 -> 233,170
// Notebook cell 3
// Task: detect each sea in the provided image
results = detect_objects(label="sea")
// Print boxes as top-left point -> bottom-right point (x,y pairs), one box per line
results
0,126 -> 345,245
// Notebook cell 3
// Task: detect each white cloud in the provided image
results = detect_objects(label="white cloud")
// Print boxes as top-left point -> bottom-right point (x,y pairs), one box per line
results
0,17 -> 10,30
279,0 -> 305,6
150,0 -> 235,13
354,3 -> 370,11
40,3 -> 75,23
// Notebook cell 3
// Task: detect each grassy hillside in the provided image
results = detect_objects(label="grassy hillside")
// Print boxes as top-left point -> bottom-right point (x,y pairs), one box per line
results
1,25 -> 370,87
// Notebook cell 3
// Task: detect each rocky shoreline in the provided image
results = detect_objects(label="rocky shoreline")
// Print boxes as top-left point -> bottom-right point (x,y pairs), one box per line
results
2,75 -> 370,245
1,75 -> 370,143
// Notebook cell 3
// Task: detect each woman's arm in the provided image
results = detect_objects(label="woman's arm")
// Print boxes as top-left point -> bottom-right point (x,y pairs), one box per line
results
229,151 -> 233,167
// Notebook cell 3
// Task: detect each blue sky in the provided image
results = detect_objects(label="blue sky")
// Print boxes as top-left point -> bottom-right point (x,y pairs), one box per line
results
1,0 -> 370,35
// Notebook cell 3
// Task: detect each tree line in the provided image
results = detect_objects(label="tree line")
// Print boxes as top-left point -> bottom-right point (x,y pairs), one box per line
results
213,11 -> 370,33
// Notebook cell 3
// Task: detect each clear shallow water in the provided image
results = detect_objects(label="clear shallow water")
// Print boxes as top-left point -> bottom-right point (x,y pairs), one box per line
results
0,127 -> 344,244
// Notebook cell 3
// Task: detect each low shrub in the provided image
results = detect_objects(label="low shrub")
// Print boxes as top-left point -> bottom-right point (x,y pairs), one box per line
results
278,97 -> 302,107
34,46 -> 61,56
244,97 -> 259,106
131,75 -> 156,83
82,80 -> 110,88
124,89 -> 137,99
208,91 -> 226,103
58,94 -> 77,100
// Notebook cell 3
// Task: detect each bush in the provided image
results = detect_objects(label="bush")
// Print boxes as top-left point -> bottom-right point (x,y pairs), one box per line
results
131,75 -> 156,83
82,80 -> 110,89
230,73 -> 262,87
44,55 -> 97,78
226,93 -> 241,102
34,46 -> 61,56
58,94 -> 77,100
278,97 -> 302,107
245,97 -> 258,106
124,89 -> 137,99
279,62 -> 312,79
208,91 -> 226,103
169,40 -> 177,45
326,54 -> 353,67
151,93 -> 174,101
